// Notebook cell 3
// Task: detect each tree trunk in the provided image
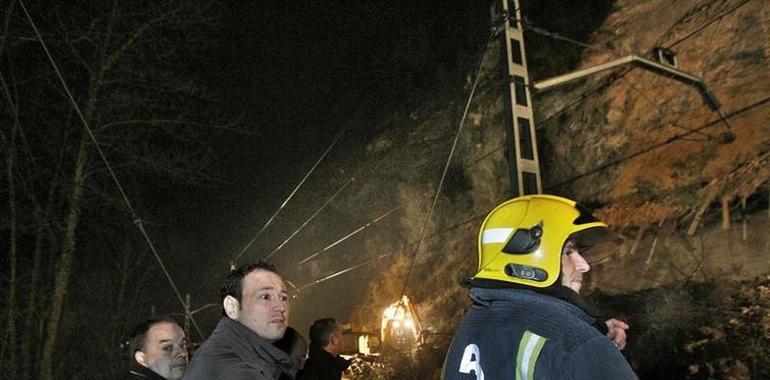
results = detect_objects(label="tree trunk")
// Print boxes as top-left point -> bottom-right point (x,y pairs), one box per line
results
1,66 -> 20,379
39,135 -> 89,380
21,167 -> 60,380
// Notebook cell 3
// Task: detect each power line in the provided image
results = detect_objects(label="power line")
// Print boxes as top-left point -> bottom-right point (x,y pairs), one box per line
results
546,95 -> 770,191
18,0 -> 204,339
292,253 -> 394,294
264,178 -> 354,260
263,142 -> 398,263
522,19 -> 610,53
665,0 -> 752,48
522,10 -> 733,144
296,206 -> 401,265
231,125 -> 349,264
619,76 -> 716,141
397,27 -> 492,304
536,69 -> 625,129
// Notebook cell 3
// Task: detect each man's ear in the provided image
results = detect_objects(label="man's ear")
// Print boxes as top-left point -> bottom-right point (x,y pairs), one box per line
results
223,295 -> 240,319
330,333 -> 340,347
134,351 -> 148,367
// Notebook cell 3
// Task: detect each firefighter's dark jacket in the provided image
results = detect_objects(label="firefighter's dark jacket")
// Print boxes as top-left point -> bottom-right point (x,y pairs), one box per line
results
442,287 -> 637,380
296,344 -> 350,380
183,317 -> 294,380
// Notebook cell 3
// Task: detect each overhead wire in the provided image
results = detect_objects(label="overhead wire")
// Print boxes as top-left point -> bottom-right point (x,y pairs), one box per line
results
296,206 -> 401,265
619,76 -> 716,141
522,19 -> 609,53
396,26 -> 493,309
292,253 -> 394,294
17,0 -> 205,339
231,124 -> 349,264
366,32 -> 493,364
262,138 -> 398,263
264,178 -> 354,260
665,0 -> 752,48
546,95 -> 770,192
525,6 -> 741,146
294,208 -> 490,294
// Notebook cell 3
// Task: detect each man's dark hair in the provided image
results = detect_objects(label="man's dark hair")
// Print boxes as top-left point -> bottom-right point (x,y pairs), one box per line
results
220,260 -> 279,316
308,318 -> 338,348
122,316 -> 180,357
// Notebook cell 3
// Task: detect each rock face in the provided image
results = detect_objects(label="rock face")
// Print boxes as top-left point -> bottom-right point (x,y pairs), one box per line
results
537,0 -> 770,228
331,1 -> 770,371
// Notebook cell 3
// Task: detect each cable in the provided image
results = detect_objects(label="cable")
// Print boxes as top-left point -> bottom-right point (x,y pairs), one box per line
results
536,69 -> 626,129
263,144 -> 395,262
232,124 -> 349,263
18,0 -> 204,339
523,20 -> 610,53
396,26 -> 491,307
292,253 -> 394,294
619,76 -> 716,141
264,178 -> 354,260
522,10 -> 732,141
665,0 -> 752,48
546,95 -> 770,191
296,206 -> 401,265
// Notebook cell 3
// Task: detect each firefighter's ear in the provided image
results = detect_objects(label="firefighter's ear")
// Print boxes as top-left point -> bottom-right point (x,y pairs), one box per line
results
223,295 -> 240,319
135,350 -> 147,367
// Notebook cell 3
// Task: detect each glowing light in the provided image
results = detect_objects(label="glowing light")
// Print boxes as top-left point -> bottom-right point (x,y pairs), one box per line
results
380,295 -> 421,345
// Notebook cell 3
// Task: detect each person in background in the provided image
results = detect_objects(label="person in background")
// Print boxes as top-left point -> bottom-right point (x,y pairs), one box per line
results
297,318 -> 350,380
183,260 -> 293,380
441,194 -> 636,379
123,317 -> 188,380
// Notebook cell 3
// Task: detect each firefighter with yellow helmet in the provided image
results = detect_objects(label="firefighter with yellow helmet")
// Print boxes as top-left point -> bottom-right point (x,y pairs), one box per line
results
442,195 -> 637,380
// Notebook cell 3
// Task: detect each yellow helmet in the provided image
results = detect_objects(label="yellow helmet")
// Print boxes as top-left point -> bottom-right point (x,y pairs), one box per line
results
474,194 -> 609,288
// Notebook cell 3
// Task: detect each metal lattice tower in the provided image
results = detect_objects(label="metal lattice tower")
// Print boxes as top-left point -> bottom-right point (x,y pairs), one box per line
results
494,0 -> 542,197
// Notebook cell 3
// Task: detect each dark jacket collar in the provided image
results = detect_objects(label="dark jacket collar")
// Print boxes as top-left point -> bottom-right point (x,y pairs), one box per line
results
216,317 -> 295,376
126,364 -> 167,380
466,278 -> 603,318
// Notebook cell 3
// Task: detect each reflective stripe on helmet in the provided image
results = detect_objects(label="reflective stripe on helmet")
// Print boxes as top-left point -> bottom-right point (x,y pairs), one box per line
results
481,228 -> 515,244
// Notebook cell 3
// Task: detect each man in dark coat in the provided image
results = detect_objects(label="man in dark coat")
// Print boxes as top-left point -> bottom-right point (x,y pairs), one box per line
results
122,317 -> 188,380
297,318 -> 350,380
183,261 -> 294,380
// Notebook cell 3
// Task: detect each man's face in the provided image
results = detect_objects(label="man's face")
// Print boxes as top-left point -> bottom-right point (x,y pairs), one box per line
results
560,240 -> 591,293
135,322 -> 187,380
236,270 -> 289,341
327,325 -> 343,356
